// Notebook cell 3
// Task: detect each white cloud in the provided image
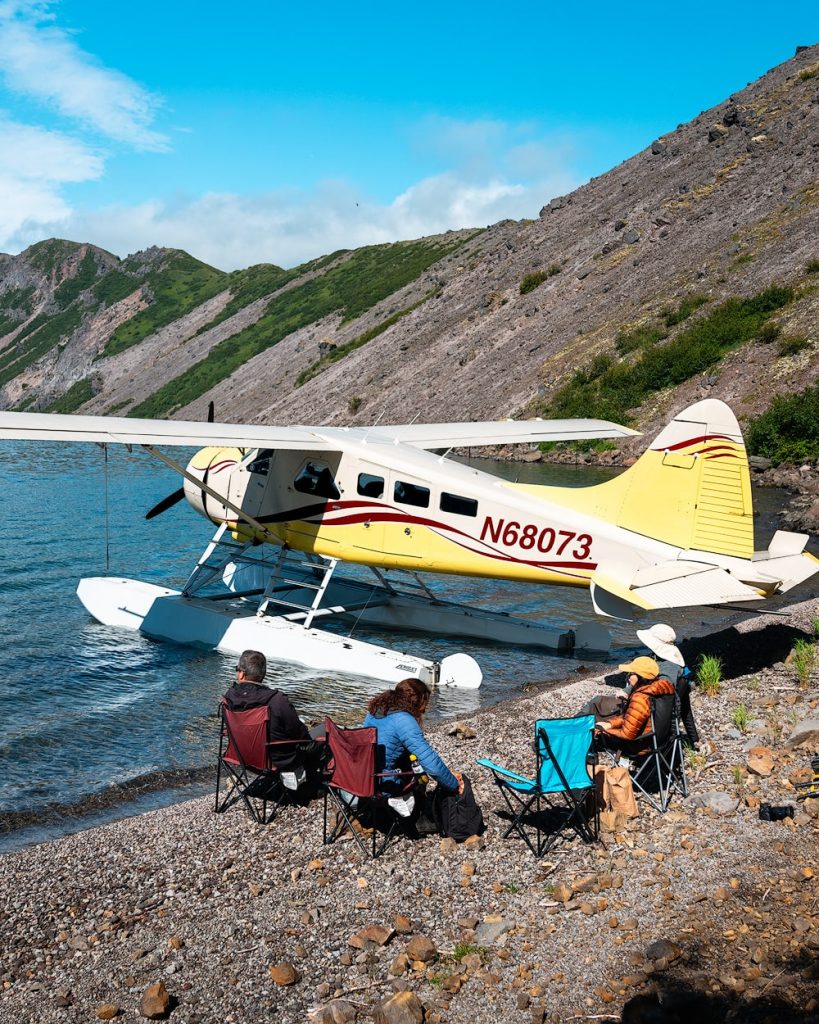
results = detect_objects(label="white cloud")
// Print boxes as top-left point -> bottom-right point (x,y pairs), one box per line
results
0,116 -> 103,240
0,0 -> 166,150
9,161 -> 580,270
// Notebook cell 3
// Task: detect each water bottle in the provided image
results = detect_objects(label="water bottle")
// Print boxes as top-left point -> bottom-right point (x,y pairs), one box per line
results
409,754 -> 429,785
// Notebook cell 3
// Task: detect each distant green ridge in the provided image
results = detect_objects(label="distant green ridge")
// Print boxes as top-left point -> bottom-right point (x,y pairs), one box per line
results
26,239 -> 83,275
132,234 -> 476,418
104,251 -> 227,357
193,251 -> 344,338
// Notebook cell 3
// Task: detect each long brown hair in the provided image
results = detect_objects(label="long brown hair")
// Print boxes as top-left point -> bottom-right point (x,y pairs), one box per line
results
367,677 -> 430,723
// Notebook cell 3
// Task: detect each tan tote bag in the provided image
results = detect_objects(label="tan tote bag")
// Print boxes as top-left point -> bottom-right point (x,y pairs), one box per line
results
594,764 -> 639,830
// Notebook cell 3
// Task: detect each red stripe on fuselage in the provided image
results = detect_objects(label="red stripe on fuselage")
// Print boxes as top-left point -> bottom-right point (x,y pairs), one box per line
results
294,503 -> 595,579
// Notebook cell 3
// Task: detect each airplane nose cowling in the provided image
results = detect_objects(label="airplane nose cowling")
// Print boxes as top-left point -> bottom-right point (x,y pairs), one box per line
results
183,446 -> 245,523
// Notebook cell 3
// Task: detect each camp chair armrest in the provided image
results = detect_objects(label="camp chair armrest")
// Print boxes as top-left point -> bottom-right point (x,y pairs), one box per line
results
476,758 -> 533,786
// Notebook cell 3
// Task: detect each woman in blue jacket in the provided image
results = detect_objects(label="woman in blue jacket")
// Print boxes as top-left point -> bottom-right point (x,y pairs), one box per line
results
363,678 -> 462,794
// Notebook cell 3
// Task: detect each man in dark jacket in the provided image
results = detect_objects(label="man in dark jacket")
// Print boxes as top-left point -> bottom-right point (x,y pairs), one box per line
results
223,649 -> 310,769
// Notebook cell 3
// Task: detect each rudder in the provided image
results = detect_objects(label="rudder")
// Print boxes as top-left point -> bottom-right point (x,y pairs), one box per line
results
606,399 -> 754,558
542,399 -> 755,559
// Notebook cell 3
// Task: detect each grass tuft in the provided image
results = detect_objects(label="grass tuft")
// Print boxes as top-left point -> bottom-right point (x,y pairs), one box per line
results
520,265 -> 561,294
698,654 -> 723,696
791,639 -> 816,689
731,703 -> 749,733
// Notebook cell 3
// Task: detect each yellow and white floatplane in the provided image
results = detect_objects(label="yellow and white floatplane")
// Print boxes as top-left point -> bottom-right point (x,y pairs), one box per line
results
0,399 -> 814,689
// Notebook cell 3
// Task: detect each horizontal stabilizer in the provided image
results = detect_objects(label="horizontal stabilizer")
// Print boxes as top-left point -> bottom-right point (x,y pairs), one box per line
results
591,560 -> 764,619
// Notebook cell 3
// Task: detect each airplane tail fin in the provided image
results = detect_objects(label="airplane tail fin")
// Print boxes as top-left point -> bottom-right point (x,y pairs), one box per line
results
527,399 -> 754,557
515,399 -> 818,616
597,398 -> 755,558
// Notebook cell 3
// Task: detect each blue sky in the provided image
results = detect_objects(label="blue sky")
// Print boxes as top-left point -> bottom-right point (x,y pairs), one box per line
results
0,1 -> 816,270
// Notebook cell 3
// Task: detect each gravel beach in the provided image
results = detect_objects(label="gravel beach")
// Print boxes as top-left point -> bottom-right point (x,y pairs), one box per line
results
2,599 -> 819,1024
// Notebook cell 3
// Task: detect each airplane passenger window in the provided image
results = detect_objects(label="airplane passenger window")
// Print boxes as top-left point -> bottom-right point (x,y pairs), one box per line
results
358,473 -> 384,498
440,492 -> 478,517
294,461 -> 340,500
394,481 -> 430,508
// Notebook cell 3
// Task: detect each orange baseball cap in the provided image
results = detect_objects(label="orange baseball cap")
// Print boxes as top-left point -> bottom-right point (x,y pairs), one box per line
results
617,656 -> 660,679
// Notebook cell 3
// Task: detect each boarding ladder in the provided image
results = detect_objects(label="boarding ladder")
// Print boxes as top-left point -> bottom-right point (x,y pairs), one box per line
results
255,546 -> 340,629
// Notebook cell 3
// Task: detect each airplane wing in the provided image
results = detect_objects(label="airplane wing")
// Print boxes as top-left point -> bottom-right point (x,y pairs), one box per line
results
359,418 -> 641,449
0,411 -> 639,452
0,411 -> 337,451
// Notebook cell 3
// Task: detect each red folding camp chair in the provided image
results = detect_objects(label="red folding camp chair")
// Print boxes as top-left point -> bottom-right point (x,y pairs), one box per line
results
322,717 -> 415,857
215,701 -> 311,824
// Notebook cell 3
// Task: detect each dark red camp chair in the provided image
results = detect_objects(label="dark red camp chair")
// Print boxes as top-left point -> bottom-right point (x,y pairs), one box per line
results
215,701 -> 310,824
322,717 -> 415,857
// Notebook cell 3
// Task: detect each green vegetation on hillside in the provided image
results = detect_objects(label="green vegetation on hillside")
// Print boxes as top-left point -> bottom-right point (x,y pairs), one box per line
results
46,377 -> 96,413
92,269 -> 141,307
615,293 -> 710,355
0,307 -> 83,387
295,289 -> 438,388
543,285 -> 795,423
747,385 -> 819,463
54,249 -> 100,308
0,286 -> 36,337
104,251 -> 227,356
131,235 -> 475,418
193,262 -> 296,337
520,265 -> 561,294
194,252 -> 347,338
615,323 -> 667,355
660,293 -> 708,327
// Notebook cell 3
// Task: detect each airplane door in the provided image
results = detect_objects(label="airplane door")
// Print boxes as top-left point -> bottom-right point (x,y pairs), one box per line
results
383,471 -> 430,562
348,462 -> 385,557
228,449 -> 271,520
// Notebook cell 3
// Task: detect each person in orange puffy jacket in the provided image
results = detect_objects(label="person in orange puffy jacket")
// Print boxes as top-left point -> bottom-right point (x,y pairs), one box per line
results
595,656 -> 674,747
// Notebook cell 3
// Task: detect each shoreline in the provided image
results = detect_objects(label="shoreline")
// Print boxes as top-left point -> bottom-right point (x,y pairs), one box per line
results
1,599 -> 818,1023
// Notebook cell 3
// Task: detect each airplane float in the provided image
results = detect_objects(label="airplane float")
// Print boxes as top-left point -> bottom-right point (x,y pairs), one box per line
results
0,398 -> 815,689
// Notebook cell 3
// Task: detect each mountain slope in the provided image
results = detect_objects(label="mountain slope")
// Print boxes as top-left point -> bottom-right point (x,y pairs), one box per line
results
0,44 -> 817,447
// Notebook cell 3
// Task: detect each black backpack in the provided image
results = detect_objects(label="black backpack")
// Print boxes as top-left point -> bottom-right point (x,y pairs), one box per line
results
432,773 -> 485,842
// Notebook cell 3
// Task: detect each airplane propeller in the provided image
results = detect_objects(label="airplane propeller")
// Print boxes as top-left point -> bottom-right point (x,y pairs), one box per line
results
145,401 -> 215,520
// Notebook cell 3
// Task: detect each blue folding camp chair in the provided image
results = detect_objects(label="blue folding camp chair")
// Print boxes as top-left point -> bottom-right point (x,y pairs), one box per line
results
477,714 -> 598,857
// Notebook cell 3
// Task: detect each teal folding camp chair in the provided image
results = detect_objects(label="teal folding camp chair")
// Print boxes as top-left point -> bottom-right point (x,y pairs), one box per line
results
477,714 -> 598,857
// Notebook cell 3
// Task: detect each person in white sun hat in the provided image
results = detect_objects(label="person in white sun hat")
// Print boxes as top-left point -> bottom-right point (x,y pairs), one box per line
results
635,623 -> 700,747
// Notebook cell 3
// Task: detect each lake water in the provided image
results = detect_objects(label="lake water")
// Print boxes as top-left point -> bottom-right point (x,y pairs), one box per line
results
0,442 -> 802,850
